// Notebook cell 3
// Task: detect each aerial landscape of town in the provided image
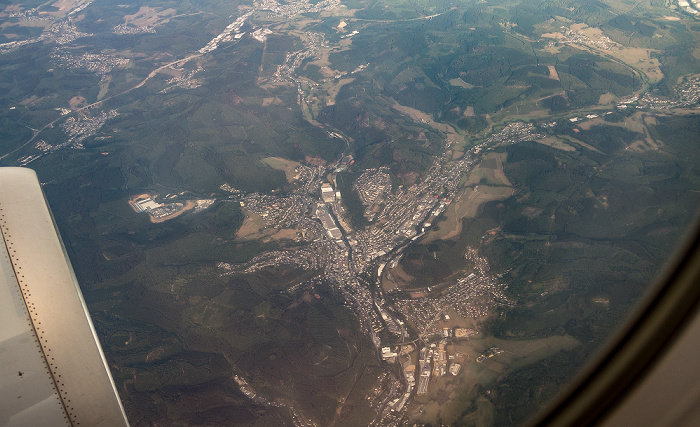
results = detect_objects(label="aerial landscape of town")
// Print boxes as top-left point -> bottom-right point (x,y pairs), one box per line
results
2,0 -> 700,425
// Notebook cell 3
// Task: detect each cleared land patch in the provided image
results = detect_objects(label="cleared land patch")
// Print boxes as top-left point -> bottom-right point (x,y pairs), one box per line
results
236,210 -> 268,240
423,153 -> 513,243
599,93 -> 615,105
392,101 -> 466,146
69,95 -> 87,109
323,77 -> 354,106
561,135 -> 603,153
49,0 -> 88,15
449,78 -> 477,89
261,97 -> 283,106
536,136 -> 577,151
576,117 -> 606,130
465,152 -> 512,187
429,185 -> 514,242
236,209 -> 301,242
123,6 -> 177,27
261,156 -> 302,183
97,75 -> 112,100
382,262 -> 414,292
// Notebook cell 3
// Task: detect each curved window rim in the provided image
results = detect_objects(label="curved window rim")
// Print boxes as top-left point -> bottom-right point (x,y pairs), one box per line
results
532,212 -> 700,426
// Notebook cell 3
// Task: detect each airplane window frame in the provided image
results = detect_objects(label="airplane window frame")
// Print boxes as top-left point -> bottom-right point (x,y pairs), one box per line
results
531,215 -> 700,426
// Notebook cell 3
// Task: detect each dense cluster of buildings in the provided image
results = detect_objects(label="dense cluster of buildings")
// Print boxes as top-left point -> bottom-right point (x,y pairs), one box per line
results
354,167 -> 392,221
349,155 -> 477,273
160,65 -> 204,93
258,0 -> 340,18
393,258 -> 512,337
677,0 -> 700,16
486,121 -> 545,145
59,110 -> 119,148
563,28 -> 615,50
272,30 -> 326,109
16,140 -> 53,166
275,32 -> 325,83
47,20 -> 92,45
241,193 -> 316,229
315,205 -> 342,239
219,132 -> 517,422
641,76 -> 700,109
0,18 -> 90,54
199,11 -> 253,54
112,23 -> 157,35
5,6 -> 42,19
51,49 -> 129,77
197,0 -> 338,59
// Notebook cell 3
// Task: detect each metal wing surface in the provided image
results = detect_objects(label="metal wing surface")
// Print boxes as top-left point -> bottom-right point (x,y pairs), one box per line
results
0,167 -> 129,427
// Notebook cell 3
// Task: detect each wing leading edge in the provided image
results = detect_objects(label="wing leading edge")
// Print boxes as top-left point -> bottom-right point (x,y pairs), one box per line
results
0,167 -> 129,427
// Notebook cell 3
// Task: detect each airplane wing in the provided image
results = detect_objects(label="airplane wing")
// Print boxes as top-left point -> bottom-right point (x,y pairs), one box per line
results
0,167 -> 129,427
